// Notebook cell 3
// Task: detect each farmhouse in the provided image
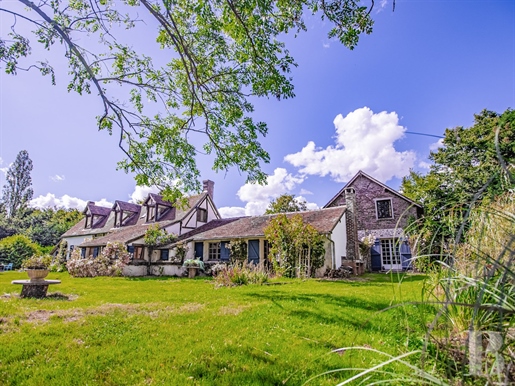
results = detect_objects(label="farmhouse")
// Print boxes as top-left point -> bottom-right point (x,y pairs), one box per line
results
60,171 -> 421,276
324,170 -> 423,271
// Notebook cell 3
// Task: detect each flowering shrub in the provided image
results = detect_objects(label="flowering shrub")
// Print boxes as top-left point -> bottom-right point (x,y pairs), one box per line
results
67,241 -> 131,277
21,254 -> 52,269
213,263 -> 269,287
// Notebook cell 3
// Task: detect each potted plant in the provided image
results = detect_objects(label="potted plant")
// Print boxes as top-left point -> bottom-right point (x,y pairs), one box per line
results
182,258 -> 204,278
21,255 -> 52,281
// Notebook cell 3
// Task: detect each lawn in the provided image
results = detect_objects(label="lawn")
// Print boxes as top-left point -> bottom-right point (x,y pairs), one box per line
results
0,272 -> 427,385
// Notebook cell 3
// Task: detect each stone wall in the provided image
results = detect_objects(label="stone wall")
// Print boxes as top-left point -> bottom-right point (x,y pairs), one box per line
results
328,174 -> 419,232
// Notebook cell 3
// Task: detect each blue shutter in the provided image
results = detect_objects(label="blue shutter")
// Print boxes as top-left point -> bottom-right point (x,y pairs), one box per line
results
220,241 -> 230,261
194,242 -> 204,261
81,248 -> 86,258
93,247 -> 99,258
371,240 -> 382,271
400,241 -> 412,270
248,240 -> 260,264
127,245 -> 135,254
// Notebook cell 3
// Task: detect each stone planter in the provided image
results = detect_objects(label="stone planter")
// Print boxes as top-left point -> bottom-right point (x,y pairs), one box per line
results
26,269 -> 50,282
187,266 -> 199,278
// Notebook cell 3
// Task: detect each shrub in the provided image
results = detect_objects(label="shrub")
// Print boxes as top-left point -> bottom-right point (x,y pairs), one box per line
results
67,241 -> 131,277
213,263 -> 269,287
0,234 -> 41,269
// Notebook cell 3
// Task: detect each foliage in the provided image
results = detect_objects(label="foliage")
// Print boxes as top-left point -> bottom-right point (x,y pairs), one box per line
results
143,224 -> 176,247
66,242 -> 131,277
226,239 -> 248,263
21,254 -> 52,270
402,109 -> 515,254
264,214 -> 325,277
264,194 -> 308,214
1,150 -> 33,218
212,263 -> 270,287
0,234 -> 40,268
0,0 -> 378,202
421,193 -> 515,384
182,258 -> 204,271
172,242 -> 188,264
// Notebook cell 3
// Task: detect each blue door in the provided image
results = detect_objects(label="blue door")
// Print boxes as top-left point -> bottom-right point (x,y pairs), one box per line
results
194,242 -> 204,260
371,240 -> 382,271
400,241 -> 412,270
220,241 -> 230,262
248,240 -> 259,265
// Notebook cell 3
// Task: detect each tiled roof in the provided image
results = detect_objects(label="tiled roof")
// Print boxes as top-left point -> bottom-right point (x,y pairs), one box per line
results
183,207 -> 347,241
62,192 -> 208,241
146,193 -> 173,207
79,221 -> 173,247
85,202 -> 112,216
114,200 -> 141,213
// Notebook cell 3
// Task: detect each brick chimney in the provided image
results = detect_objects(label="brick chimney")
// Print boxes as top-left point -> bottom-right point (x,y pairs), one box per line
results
203,180 -> 214,200
344,187 -> 359,261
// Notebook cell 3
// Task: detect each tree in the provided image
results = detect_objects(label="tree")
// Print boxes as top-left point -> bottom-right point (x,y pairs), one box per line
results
264,213 -> 325,277
1,150 -> 33,218
264,194 -> 308,214
401,109 -> 515,256
0,234 -> 41,268
1,0 -> 381,202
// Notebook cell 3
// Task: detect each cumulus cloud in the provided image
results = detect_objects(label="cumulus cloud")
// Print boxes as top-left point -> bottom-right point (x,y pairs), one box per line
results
30,194 -> 112,210
299,188 -> 313,196
218,168 -> 317,217
430,138 -> 444,151
284,107 -> 416,183
50,174 -> 65,182
418,161 -> 432,169
129,185 -> 160,203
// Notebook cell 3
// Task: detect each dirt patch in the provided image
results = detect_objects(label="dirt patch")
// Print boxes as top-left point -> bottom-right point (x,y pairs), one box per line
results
178,303 -> 204,313
218,305 -> 249,316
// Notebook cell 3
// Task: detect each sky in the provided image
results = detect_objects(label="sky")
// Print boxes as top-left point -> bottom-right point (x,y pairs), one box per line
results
0,0 -> 514,218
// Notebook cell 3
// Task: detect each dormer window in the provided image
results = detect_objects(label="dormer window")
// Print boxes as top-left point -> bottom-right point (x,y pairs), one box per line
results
113,201 -> 141,227
143,193 -> 175,223
83,202 -> 110,229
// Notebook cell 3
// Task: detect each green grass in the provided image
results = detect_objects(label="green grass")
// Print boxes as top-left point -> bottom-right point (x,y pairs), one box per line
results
0,272 -> 427,385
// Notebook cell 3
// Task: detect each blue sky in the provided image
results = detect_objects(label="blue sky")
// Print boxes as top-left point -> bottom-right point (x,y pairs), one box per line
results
0,0 -> 514,217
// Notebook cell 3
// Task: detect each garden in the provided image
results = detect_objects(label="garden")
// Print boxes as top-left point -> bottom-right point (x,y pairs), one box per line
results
0,272 -> 428,385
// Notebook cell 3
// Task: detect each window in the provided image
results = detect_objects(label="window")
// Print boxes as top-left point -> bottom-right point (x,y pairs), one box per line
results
375,198 -> 393,219
160,249 -> 169,261
93,247 -> 99,258
197,208 -> 207,222
208,242 -> 221,260
380,239 -> 401,268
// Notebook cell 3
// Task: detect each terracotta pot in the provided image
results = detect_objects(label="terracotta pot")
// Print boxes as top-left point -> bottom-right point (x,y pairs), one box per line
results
26,269 -> 49,282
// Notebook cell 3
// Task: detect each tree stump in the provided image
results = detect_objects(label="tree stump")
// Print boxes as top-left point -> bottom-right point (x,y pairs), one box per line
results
21,284 -> 49,298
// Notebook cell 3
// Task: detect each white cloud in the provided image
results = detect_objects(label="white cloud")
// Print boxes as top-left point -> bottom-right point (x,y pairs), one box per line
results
430,138 -> 444,151
418,161 -> 432,169
218,206 -> 247,218
30,194 -> 112,210
50,174 -> 65,182
129,185 -> 160,203
284,107 -> 416,183
218,168 -> 318,217
299,188 -> 313,196
322,41 -> 330,49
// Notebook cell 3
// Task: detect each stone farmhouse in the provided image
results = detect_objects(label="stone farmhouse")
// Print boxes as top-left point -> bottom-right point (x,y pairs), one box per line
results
61,171 -> 421,276
324,170 -> 423,271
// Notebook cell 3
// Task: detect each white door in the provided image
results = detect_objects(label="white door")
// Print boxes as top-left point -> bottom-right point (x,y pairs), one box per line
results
380,239 -> 402,270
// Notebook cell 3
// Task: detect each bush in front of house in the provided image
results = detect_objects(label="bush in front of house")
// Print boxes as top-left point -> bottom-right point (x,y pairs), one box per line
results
212,263 -> 269,287
67,241 -> 131,277
0,234 -> 41,269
